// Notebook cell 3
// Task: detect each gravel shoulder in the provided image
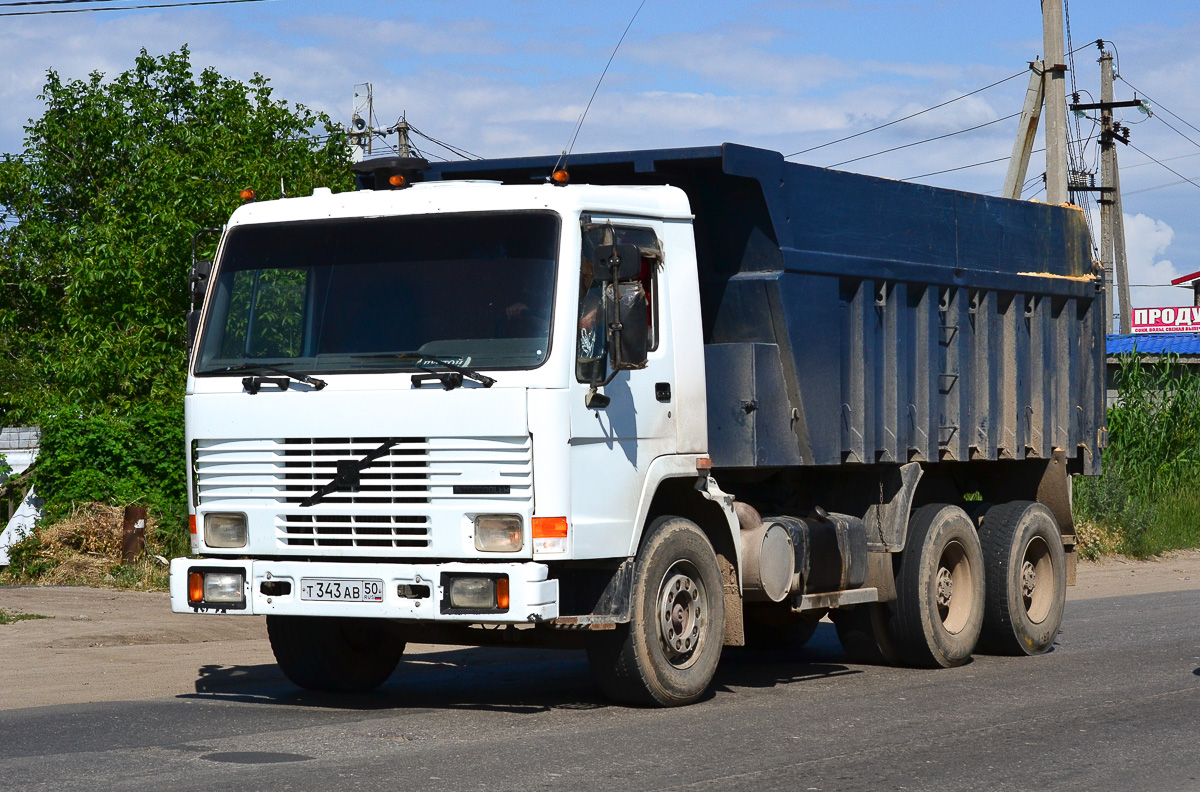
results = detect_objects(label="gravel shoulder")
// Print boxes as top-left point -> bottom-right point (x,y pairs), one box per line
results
2,550 -> 1199,712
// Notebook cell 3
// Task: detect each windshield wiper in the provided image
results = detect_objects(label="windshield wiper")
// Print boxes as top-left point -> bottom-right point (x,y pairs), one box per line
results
215,363 -> 328,392
352,352 -> 495,388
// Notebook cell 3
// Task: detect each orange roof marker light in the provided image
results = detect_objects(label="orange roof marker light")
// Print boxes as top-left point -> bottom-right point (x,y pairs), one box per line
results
551,169 -> 570,185
388,174 -> 406,187
239,188 -> 256,202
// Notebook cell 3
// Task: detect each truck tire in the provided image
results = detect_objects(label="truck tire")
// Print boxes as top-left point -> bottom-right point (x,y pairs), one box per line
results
888,503 -> 985,668
743,603 -> 821,651
586,516 -> 725,706
976,501 -> 1067,655
267,615 -> 405,693
832,603 -> 902,665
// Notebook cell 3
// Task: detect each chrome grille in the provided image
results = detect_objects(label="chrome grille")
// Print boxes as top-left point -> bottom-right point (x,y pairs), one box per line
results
280,437 -> 428,505
194,435 -> 533,556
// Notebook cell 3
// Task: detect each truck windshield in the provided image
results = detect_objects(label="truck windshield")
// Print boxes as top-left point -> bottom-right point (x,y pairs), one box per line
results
195,211 -> 559,375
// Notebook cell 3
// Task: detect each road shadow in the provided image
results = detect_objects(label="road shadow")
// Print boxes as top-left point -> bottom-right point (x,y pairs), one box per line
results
181,624 -> 862,713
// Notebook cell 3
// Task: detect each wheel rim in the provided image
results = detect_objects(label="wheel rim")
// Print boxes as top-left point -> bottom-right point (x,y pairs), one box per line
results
934,539 -> 975,635
657,560 -> 708,669
1021,535 -> 1054,624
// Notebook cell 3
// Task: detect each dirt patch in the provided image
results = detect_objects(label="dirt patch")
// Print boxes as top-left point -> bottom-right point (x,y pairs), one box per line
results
1070,549 -> 1200,600
3,551 -> 1199,712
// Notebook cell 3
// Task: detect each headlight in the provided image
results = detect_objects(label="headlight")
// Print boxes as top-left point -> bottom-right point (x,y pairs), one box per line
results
474,515 -> 523,552
204,513 -> 247,548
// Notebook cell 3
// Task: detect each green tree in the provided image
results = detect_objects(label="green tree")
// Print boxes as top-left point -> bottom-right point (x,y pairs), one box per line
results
0,48 -> 352,521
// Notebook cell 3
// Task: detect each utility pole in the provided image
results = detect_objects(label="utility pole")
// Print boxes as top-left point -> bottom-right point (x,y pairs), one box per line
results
1098,51 -> 1115,323
1002,61 -> 1046,200
350,83 -> 373,162
394,113 -> 414,158
1042,0 -> 1069,205
1094,49 -> 1132,333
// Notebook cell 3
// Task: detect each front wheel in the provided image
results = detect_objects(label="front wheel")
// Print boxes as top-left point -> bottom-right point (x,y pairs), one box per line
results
267,615 -> 405,693
586,516 -> 726,706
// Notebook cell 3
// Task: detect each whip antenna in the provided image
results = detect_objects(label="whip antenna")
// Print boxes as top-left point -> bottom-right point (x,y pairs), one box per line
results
550,0 -> 648,182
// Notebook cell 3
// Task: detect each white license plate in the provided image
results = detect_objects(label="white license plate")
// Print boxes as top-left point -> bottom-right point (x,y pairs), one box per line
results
299,578 -> 385,602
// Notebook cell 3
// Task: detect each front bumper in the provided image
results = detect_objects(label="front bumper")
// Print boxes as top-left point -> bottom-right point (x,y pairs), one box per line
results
169,558 -> 559,623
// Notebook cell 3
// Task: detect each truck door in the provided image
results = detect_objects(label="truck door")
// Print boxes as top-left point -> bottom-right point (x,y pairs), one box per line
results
569,219 -> 676,558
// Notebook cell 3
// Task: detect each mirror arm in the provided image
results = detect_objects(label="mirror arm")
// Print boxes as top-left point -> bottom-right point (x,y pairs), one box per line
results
585,251 -> 625,409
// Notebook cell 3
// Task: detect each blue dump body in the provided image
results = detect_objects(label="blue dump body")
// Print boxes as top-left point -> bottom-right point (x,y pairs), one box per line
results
427,143 -> 1105,476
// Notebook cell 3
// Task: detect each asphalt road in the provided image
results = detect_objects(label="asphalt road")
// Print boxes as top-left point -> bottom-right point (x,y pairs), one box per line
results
1,590 -> 1198,792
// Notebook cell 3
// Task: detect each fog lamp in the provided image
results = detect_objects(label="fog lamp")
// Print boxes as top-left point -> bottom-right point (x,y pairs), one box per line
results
204,512 -> 247,548
447,576 -> 503,610
474,515 -> 523,552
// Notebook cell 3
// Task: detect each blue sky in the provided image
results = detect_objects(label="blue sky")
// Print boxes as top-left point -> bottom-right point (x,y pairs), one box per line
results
2,0 -> 1198,320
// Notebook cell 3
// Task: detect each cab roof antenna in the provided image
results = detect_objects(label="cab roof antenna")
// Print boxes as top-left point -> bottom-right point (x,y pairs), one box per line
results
549,0 -> 649,184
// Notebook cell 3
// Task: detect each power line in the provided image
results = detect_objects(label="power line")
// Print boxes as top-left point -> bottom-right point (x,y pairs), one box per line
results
1125,140 -> 1200,192
1116,75 -> 1200,141
787,42 -> 1102,161
901,153 -> 1019,182
0,0 -> 270,15
1125,175 -> 1200,197
787,69 -> 1027,159
827,111 -> 1020,168
0,0 -> 123,6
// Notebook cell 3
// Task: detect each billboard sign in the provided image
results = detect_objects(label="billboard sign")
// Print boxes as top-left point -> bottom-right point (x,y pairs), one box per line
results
1132,306 -> 1200,334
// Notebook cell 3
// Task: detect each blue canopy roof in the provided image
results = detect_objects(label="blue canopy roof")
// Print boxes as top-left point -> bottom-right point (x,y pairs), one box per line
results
1108,333 -> 1200,355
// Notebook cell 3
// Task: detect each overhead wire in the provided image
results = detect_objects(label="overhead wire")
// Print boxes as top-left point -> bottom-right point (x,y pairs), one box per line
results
1124,141 -> 1200,192
0,0 -> 270,15
787,69 -> 1027,159
789,41 -> 1102,161
826,111 -> 1020,168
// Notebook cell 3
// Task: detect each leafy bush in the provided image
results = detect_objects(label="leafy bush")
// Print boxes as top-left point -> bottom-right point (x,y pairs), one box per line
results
1074,353 -> 1200,558
0,49 -> 353,583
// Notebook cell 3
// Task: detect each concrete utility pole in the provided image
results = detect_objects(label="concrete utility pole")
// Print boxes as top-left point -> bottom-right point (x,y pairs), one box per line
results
1002,61 -> 1046,200
395,114 -> 414,158
1041,0 -> 1069,205
1098,51 -> 1115,319
350,83 -> 373,162
1097,50 -> 1132,333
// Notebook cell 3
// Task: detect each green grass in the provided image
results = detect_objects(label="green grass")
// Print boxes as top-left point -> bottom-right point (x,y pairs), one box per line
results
1075,353 -> 1200,558
0,608 -> 48,624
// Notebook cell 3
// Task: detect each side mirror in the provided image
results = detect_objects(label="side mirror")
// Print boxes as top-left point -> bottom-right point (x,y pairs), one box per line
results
608,282 -> 649,370
594,243 -> 642,280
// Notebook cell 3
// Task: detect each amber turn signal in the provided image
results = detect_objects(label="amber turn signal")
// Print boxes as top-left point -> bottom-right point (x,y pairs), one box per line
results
188,571 -> 204,603
551,169 -> 569,185
239,188 -> 256,201
388,174 -> 406,187
496,577 -> 510,610
532,516 -> 568,538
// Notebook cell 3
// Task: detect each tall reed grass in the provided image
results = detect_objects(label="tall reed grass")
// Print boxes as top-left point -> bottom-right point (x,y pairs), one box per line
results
1074,353 -> 1200,558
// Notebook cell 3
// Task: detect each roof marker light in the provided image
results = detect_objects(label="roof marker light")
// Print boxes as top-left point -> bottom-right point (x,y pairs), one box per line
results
239,188 -> 256,202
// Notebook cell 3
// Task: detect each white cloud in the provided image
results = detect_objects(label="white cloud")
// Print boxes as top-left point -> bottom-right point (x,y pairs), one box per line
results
1122,212 -> 1181,312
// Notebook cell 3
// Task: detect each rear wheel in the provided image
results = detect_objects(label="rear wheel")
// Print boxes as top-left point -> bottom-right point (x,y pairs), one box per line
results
267,615 -> 405,692
586,516 -> 725,706
888,503 -> 985,668
976,501 -> 1067,655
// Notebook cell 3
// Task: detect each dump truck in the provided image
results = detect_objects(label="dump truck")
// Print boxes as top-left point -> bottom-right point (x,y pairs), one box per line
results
172,143 -> 1104,706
